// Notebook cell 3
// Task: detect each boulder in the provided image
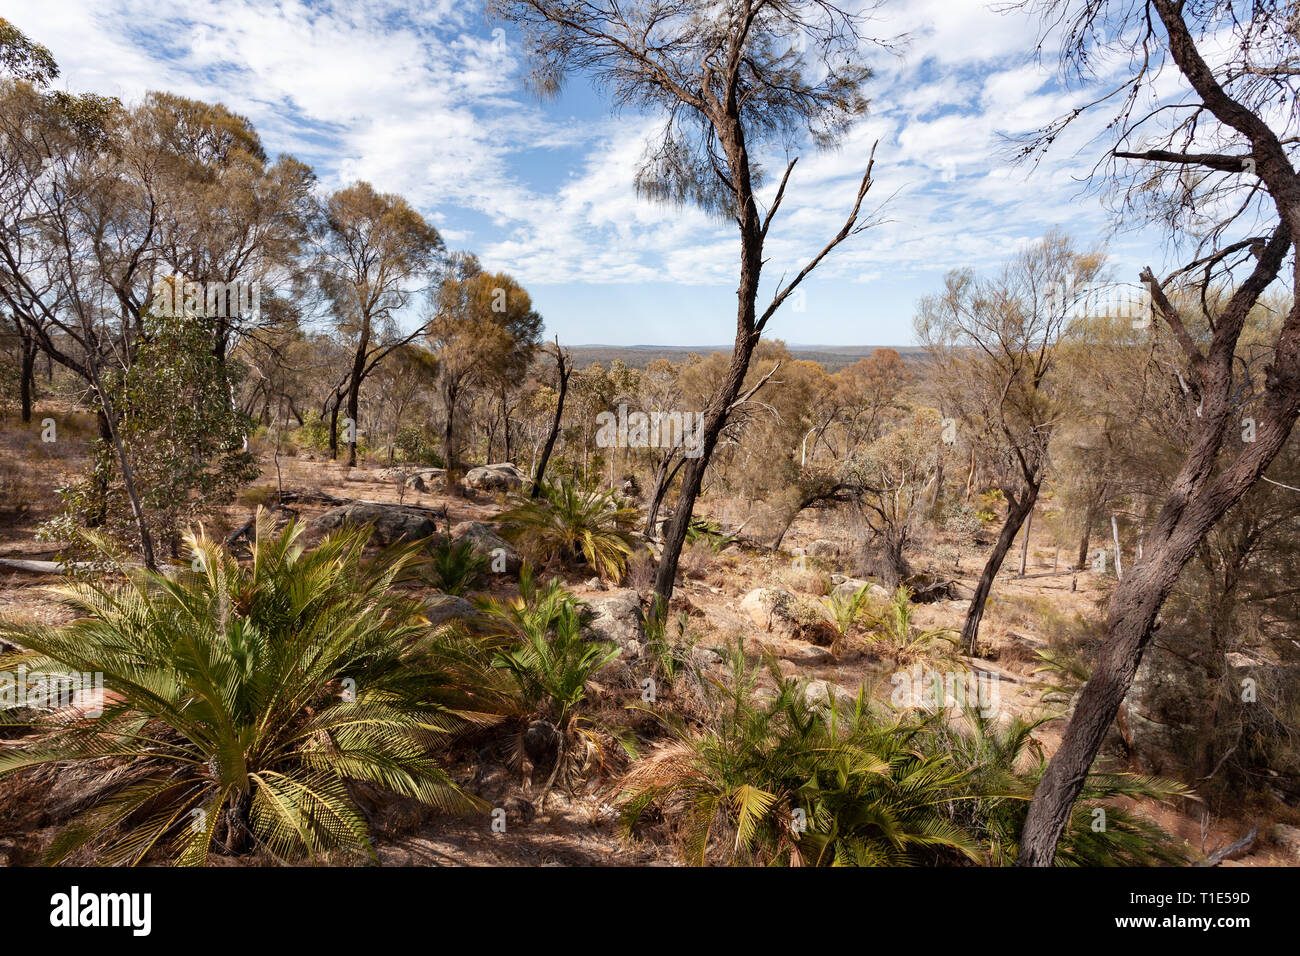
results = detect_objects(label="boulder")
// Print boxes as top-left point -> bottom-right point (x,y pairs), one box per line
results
1268,823 -> 1300,862
740,587 -> 837,645
449,521 -> 522,574
304,503 -> 440,546
831,578 -> 889,602
803,679 -> 858,712
1116,641 -> 1209,775
806,539 -> 839,559
463,462 -> 528,493
405,469 -> 447,492
584,590 -> 645,655
423,592 -> 477,626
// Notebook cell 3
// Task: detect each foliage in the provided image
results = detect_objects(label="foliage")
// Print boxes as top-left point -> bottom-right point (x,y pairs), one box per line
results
393,423 -> 444,466
870,586 -> 959,655
498,478 -> 639,580
619,641 -> 981,866
822,583 -> 879,638
925,710 -> 1191,866
685,518 -> 735,553
483,569 -> 618,728
420,536 -> 489,596
0,515 -> 484,865
49,311 -> 260,561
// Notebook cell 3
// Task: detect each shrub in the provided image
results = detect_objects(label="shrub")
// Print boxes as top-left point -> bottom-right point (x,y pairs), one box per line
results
0,514 -> 483,864
619,642 -> 980,866
870,586 -> 959,656
477,569 -> 625,798
924,710 -> 1191,865
420,536 -> 489,596
498,479 -> 639,580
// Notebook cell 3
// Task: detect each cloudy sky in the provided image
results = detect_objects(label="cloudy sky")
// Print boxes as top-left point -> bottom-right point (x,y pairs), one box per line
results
1,0 -> 1173,346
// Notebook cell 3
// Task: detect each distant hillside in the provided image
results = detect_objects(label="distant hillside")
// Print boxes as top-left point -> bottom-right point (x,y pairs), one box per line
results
561,343 -> 927,373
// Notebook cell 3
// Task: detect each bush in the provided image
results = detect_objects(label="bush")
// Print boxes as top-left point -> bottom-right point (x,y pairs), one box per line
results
619,642 -> 980,866
0,514 -> 484,864
498,479 -> 640,580
420,536 -> 489,596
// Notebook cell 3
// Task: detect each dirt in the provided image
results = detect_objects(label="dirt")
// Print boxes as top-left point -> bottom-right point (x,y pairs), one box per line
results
0,434 -> 1291,866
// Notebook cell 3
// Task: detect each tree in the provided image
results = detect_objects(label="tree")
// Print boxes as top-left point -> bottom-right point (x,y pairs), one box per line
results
314,181 -> 443,466
427,255 -> 542,489
916,232 -> 1103,654
532,337 -> 572,496
843,408 -> 946,584
1017,0 -> 1300,865
493,0 -> 886,616
0,17 -> 57,86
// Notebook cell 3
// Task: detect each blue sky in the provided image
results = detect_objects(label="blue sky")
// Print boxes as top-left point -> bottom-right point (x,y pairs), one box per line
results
2,0 -> 1173,346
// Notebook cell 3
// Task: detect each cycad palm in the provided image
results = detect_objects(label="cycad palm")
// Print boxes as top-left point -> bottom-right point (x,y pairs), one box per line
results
498,479 -> 638,580
0,512 -> 484,865
926,709 -> 1190,865
619,643 -> 980,866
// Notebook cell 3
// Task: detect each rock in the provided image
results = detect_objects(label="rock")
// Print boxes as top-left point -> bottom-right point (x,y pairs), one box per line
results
304,503 -> 440,546
463,462 -> 528,493
803,679 -> 858,712
806,539 -> 839,558
949,581 -> 976,601
406,469 -> 447,492
691,645 -> 724,668
375,465 -> 445,486
1116,642 -> 1209,775
1268,823 -> 1300,862
503,794 -> 536,826
585,590 -> 645,655
770,642 -> 837,668
741,587 -> 837,645
449,521 -> 522,574
831,578 -> 888,602
423,592 -> 477,626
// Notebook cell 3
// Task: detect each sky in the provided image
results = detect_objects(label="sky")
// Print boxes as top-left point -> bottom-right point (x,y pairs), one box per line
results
0,0 -> 1177,346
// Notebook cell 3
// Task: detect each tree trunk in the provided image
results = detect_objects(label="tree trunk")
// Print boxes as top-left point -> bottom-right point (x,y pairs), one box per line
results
1021,290 -> 1300,863
345,316 -> 370,467
443,383 -> 459,493
961,483 -> 1038,654
646,452 -> 686,537
532,341 -> 569,497
651,115 -> 765,615
328,398 -> 341,460
652,334 -> 758,612
1019,506 -> 1033,576
19,337 -> 36,424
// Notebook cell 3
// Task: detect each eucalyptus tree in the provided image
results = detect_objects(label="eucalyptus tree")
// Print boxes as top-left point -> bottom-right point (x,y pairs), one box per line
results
916,232 -> 1104,654
1015,0 -> 1300,866
426,254 -> 543,488
492,0 -> 889,614
314,181 -> 444,466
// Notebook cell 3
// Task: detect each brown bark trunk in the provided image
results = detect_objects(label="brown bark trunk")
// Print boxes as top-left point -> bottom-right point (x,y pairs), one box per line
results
532,344 -> 569,497
19,338 -> 35,424
1020,237 -> 1300,864
650,116 -> 765,614
961,484 -> 1038,654
345,315 -> 370,467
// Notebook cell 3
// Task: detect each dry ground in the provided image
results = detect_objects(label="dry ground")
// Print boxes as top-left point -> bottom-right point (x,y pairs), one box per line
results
0,420 -> 1291,866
